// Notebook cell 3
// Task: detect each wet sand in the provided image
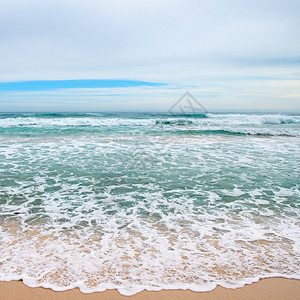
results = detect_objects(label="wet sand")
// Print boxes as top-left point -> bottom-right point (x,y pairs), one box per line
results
0,278 -> 299,300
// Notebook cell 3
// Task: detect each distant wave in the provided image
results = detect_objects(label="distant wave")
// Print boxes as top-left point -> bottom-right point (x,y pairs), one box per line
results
207,114 -> 300,125
168,113 -> 207,118
172,129 -> 246,136
168,129 -> 299,137
0,117 -> 153,128
0,113 -> 299,139
155,119 -> 194,126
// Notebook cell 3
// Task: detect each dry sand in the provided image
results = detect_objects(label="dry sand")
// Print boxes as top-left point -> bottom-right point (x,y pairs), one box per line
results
0,278 -> 299,300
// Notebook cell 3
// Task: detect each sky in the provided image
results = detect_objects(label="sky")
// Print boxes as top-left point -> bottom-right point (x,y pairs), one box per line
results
0,0 -> 300,112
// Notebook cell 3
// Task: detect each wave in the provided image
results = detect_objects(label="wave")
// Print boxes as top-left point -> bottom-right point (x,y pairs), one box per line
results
207,114 -> 300,125
155,119 -> 194,126
166,129 -> 299,137
0,117 -> 153,128
0,113 -> 299,140
167,113 -> 207,118
172,129 -> 247,136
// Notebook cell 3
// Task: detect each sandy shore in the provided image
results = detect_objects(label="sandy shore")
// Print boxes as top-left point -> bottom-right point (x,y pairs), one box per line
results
0,278 -> 299,300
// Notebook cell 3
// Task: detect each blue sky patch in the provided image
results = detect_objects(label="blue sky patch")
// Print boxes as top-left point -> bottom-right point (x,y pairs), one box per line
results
0,79 -> 165,92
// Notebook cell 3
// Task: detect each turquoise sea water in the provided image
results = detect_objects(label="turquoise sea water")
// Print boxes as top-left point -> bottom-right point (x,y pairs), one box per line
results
0,112 -> 299,295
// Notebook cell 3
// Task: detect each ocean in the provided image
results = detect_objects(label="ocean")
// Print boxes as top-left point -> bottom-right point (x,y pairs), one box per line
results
0,112 -> 299,295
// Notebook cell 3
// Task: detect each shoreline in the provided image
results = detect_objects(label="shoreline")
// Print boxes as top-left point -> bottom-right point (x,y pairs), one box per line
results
1,278 -> 299,300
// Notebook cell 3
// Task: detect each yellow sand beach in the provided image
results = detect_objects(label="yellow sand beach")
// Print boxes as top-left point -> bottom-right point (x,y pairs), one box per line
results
1,278 -> 299,300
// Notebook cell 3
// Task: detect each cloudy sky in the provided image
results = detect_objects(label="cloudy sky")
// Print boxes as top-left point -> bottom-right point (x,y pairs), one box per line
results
0,0 -> 299,112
